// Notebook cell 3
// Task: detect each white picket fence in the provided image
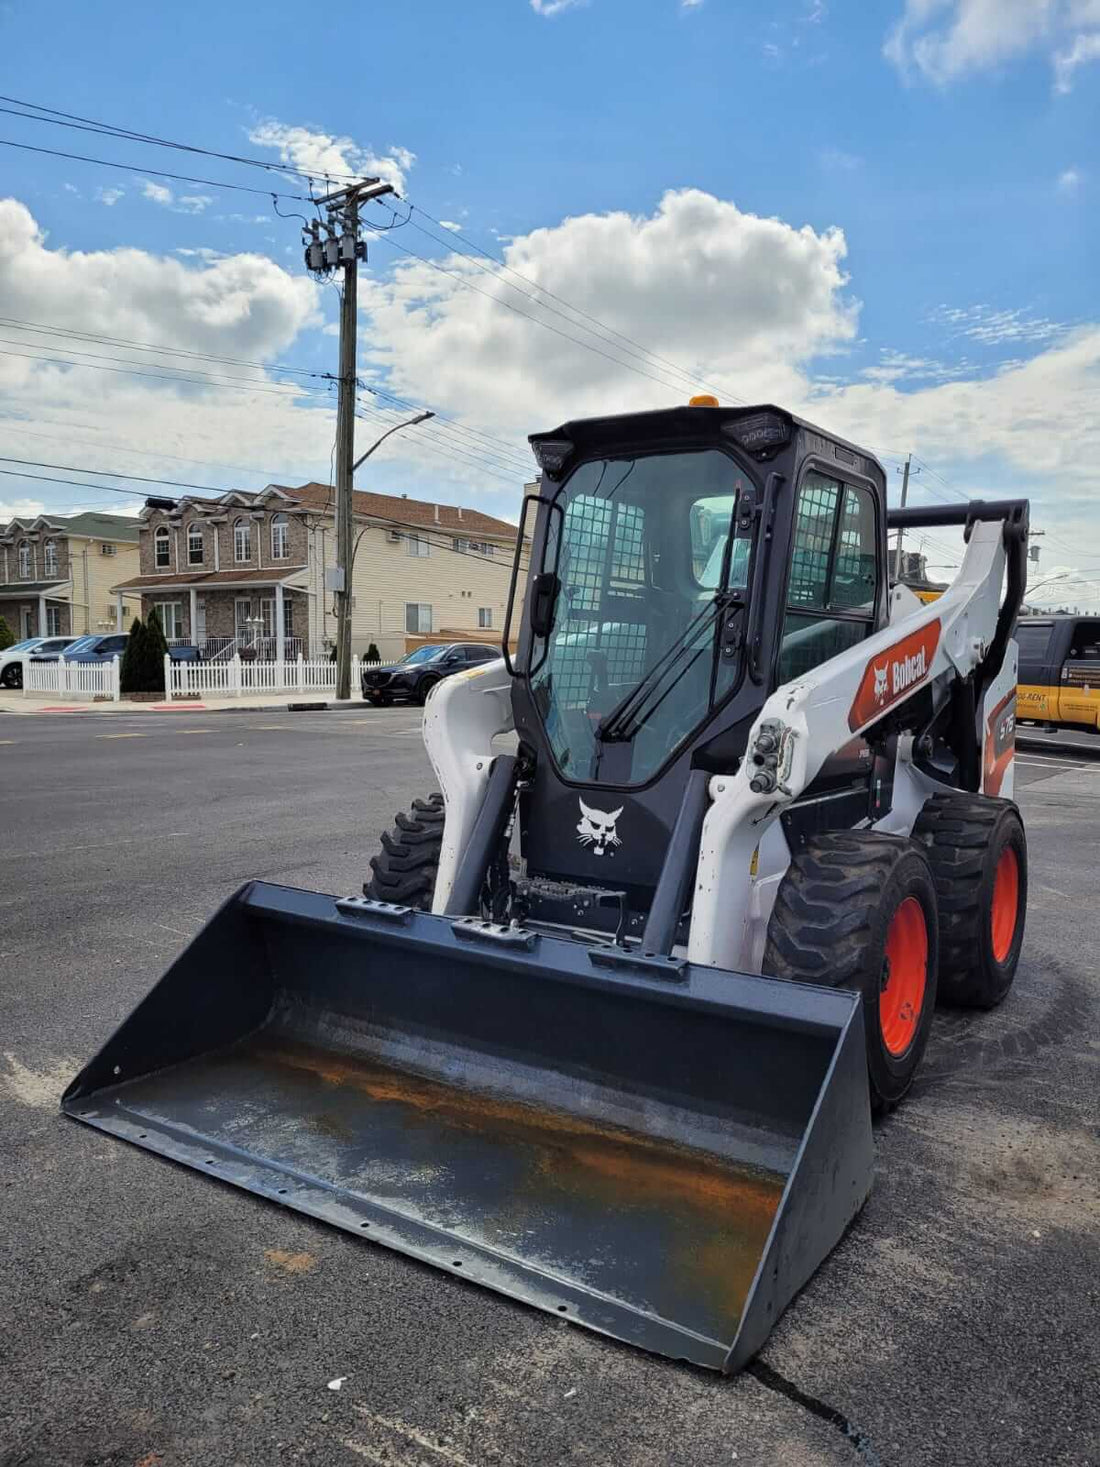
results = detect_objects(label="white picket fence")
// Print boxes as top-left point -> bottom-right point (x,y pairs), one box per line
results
164,653 -> 357,701
23,655 -> 121,701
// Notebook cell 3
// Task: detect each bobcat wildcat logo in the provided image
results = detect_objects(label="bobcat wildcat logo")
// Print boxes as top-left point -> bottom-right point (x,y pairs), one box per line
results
576,798 -> 623,856
849,621 -> 942,732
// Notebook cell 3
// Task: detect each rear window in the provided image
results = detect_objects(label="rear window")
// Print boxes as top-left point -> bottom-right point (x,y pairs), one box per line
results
1014,623 -> 1053,663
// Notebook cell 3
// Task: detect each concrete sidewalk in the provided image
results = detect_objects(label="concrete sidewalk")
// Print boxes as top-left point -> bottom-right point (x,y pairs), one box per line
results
0,690 -> 372,716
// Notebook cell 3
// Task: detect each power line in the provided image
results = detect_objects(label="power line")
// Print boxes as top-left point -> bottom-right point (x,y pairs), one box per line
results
0,344 -> 329,398
0,460 -> 529,569
362,220 -> 710,401
383,202 -> 746,406
0,94 -> 364,185
0,134 -> 310,200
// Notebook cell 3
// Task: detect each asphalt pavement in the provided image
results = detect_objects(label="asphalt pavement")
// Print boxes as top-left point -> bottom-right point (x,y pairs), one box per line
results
0,713 -> 1097,1467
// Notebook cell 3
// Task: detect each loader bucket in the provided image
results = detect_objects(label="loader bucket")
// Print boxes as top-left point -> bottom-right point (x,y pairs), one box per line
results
62,882 -> 873,1372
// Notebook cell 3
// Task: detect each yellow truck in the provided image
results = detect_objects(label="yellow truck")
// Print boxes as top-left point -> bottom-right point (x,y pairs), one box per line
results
1016,616 -> 1100,730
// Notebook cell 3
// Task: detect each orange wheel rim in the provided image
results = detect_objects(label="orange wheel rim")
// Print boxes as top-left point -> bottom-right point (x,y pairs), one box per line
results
991,846 -> 1020,963
881,897 -> 928,1057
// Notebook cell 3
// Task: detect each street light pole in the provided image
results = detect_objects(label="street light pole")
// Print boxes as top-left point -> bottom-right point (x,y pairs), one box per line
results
348,412 -> 437,581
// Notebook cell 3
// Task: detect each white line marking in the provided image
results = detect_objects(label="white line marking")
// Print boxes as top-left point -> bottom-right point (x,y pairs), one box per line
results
353,1407 -> 481,1467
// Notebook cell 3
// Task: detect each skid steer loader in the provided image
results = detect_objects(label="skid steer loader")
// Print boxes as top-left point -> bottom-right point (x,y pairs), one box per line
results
64,401 -> 1029,1373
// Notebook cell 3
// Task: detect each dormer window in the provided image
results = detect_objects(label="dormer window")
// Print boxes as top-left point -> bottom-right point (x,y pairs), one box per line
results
43,539 -> 58,576
154,525 -> 171,569
234,518 -> 252,562
271,512 -> 289,560
18,540 -> 31,577
188,523 -> 204,566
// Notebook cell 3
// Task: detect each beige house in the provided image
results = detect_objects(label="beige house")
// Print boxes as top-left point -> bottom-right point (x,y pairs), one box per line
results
111,481 -> 526,661
0,511 -> 141,640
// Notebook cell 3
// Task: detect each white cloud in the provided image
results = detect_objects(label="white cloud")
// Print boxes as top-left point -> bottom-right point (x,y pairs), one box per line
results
141,180 -> 213,214
360,188 -> 857,434
885,0 -> 1100,90
530,0 -> 587,13
95,187 -> 125,207
820,147 -> 862,171
1054,28 -> 1100,87
0,497 -> 47,520
929,303 -> 1069,345
1058,166 -> 1082,192
0,200 -> 318,360
141,180 -> 173,206
247,120 -> 415,195
682,0 -> 706,9
438,220 -> 463,232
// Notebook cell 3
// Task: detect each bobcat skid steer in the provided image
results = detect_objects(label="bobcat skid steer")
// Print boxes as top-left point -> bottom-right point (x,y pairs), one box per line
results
64,402 -> 1029,1374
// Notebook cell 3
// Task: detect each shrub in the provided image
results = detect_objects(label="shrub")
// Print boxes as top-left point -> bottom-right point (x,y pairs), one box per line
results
120,618 -> 147,694
144,608 -> 168,692
0,615 -> 14,652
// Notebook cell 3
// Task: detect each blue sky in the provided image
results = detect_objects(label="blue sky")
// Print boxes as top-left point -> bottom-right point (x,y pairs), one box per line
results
0,0 -> 1097,600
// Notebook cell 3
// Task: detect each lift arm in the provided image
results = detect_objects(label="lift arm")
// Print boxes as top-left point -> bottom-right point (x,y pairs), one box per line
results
688,501 -> 1028,971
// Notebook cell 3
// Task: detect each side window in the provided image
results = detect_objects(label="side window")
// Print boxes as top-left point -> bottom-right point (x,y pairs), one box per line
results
1069,621 -> 1100,660
778,472 -> 879,685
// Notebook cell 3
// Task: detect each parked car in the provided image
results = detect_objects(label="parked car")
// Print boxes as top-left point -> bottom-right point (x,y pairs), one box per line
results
0,636 -> 77,688
361,642 -> 501,706
29,633 -> 129,665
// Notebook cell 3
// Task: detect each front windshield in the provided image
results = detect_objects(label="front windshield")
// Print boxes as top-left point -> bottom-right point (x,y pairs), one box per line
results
63,637 -> 96,654
402,645 -> 445,665
530,448 -> 752,785
8,639 -> 40,652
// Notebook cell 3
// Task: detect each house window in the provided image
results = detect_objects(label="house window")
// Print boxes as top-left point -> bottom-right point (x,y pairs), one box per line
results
478,607 -> 493,629
100,543 -> 117,557
153,601 -> 183,640
405,602 -> 433,633
188,523 -> 204,566
406,533 -> 430,558
18,541 -> 31,577
271,513 -> 289,560
454,538 -> 493,557
46,606 -> 62,636
154,526 -> 171,569
44,540 -> 58,576
234,518 -> 252,562
283,597 -> 294,638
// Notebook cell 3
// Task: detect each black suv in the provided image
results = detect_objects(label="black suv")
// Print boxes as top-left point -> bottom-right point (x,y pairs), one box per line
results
361,642 -> 501,706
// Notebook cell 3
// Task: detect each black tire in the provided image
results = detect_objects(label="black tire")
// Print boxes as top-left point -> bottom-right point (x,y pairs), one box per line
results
1,663 -> 22,689
912,793 -> 1027,1009
364,793 -> 444,909
416,675 -> 440,707
763,832 -> 939,1113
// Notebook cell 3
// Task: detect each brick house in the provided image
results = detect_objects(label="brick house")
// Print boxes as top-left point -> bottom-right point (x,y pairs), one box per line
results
0,511 -> 141,640
111,481 -> 526,660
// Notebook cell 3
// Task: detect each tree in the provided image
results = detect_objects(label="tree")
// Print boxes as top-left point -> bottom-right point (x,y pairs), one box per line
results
144,607 -> 168,692
120,617 -> 147,694
0,615 -> 14,652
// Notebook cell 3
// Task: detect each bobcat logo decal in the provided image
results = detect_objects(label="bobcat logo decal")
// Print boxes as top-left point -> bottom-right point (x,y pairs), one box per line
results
873,664 -> 889,703
576,798 -> 623,857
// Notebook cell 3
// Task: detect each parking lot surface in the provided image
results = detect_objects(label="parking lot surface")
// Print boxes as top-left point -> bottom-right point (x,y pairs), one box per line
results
0,713 -> 1097,1467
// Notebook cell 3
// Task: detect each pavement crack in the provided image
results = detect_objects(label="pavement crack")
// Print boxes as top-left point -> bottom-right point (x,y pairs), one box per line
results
747,1360 -> 882,1465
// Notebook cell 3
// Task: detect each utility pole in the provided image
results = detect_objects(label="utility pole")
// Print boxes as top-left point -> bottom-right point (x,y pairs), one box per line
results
892,454 -> 921,585
304,178 -> 394,699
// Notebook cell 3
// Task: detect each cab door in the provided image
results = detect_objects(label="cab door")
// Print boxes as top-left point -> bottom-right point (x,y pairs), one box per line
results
1057,620 -> 1100,729
1014,621 -> 1057,722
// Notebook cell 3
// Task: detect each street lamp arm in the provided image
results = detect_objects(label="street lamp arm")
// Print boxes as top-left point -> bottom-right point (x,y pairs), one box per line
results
352,412 -> 434,473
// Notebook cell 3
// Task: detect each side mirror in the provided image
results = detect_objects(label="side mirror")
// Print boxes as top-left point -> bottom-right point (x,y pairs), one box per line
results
530,572 -> 561,639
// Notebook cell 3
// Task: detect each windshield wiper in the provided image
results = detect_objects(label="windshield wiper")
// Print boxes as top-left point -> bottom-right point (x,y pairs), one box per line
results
595,593 -> 734,745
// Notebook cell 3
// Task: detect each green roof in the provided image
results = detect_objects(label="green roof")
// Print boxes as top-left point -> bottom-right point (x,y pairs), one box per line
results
53,512 -> 141,542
